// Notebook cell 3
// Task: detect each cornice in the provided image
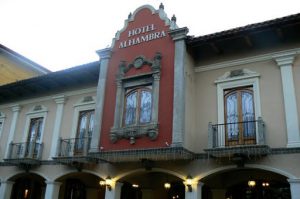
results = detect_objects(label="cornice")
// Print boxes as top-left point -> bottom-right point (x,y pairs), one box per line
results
195,48 -> 300,73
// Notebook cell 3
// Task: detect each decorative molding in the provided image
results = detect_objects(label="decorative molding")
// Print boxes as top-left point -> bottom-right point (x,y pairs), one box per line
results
111,53 -> 162,144
117,52 -> 162,77
96,48 -> 112,59
215,68 -> 260,84
169,27 -> 189,41
26,105 -> 48,115
110,123 -> 159,144
195,48 -> 300,73
110,4 -> 178,48
216,69 -> 262,147
53,95 -> 66,104
73,96 -> 95,108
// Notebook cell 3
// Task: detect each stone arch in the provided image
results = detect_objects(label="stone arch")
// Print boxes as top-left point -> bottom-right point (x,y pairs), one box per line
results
5,171 -> 50,182
114,167 -> 185,181
52,169 -> 107,181
196,164 -> 295,181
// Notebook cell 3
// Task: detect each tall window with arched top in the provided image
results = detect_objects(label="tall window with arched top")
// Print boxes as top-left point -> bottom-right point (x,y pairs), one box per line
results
75,110 -> 94,154
124,86 -> 152,126
224,86 -> 255,146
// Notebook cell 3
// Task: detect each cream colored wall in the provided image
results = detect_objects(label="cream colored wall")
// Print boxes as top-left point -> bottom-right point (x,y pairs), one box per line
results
294,55 -> 300,131
13,100 -> 56,159
195,43 -> 300,67
0,107 -> 13,159
0,54 -> 40,85
193,57 -> 287,152
59,91 -> 96,139
0,87 -> 96,160
184,53 -> 197,151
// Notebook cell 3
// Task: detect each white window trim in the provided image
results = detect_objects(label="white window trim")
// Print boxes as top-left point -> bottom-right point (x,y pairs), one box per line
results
71,98 -> 95,138
216,70 -> 262,147
22,106 -> 48,143
0,112 -> 6,140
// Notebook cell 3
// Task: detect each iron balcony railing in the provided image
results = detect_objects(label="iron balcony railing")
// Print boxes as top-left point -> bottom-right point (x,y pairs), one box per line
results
208,117 -> 265,148
56,137 -> 91,157
6,141 -> 43,159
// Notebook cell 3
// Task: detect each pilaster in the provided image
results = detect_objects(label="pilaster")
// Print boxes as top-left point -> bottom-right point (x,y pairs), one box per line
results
185,181 -> 203,199
5,104 -> 21,158
169,27 -> 189,147
274,53 -> 300,147
49,95 -> 66,159
90,48 -> 112,151
104,182 -> 122,199
44,181 -> 62,199
0,180 -> 14,199
288,179 -> 300,199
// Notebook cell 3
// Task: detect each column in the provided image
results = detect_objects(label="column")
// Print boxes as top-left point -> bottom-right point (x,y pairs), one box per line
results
90,48 -> 112,152
44,181 -> 62,199
5,104 -> 21,158
288,179 -> 300,199
185,182 -> 203,199
49,95 -> 66,158
151,73 -> 160,123
104,182 -> 122,199
275,53 -> 300,147
169,27 -> 189,147
0,180 -> 14,199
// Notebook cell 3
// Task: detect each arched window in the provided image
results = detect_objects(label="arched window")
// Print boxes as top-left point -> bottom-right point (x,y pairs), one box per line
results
224,86 -> 255,146
124,86 -> 152,126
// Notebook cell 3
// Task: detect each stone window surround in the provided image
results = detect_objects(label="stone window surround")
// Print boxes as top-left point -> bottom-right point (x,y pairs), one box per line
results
22,105 -> 48,143
70,96 -> 95,139
0,112 -> 5,140
110,53 -> 161,144
215,69 -> 262,147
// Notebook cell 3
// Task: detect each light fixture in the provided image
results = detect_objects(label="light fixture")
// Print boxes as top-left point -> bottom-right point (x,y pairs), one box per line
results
99,176 -> 113,191
132,184 -> 139,188
262,182 -> 270,187
186,175 -> 193,192
164,182 -> 171,189
24,189 -> 29,198
248,180 -> 256,187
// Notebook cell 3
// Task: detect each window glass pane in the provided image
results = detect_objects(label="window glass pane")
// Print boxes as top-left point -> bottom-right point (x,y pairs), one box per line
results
88,112 -> 94,137
36,118 -> 43,142
226,93 -> 238,139
140,90 -> 152,123
0,121 -> 3,132
242,91 -> 255,137
125,91 -> 137,125
28,118 -> 43,142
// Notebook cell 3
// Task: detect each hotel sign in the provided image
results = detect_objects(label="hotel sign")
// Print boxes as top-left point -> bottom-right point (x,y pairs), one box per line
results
119,24 -> 166,49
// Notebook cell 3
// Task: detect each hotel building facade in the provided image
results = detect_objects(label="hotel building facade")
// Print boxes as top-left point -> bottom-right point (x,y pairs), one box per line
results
0,4 -> 300,199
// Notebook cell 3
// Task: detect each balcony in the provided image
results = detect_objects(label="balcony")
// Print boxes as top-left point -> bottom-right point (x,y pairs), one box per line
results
4,141 -> 43,169
205,117 -> 270,159
53,137 -> 95,166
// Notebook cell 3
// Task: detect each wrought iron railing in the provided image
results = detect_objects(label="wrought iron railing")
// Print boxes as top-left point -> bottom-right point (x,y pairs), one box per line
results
6,141 -> 43,159
56,137 -> 91,157
208,117 -> 265,148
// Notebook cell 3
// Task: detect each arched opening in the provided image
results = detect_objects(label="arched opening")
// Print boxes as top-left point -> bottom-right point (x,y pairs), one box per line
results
119,171 -> 185,199
201,168 -> 290,199
56,172 -> 105,199
9,173 -> 46,199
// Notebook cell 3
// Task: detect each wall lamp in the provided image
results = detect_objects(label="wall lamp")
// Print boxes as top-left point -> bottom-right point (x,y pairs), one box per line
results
99,176 -> 113,191
185,175 -> 193,192
248,180 -> 256,187
164,182 -> 171,190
